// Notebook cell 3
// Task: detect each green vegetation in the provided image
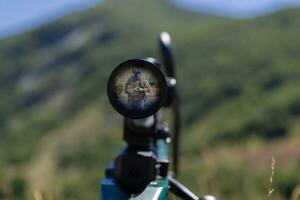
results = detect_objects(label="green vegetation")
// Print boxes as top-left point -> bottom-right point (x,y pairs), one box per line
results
0,0 -> 300,199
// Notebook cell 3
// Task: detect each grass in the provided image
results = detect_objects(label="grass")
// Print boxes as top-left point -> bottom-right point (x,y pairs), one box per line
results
268,157 -> 276,199
291,185 -> 300,200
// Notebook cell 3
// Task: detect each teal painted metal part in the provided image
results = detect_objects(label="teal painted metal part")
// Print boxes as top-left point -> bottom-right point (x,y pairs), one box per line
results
156,139 -> 169,161
130,179 -> 169,200
101,177 -> 128,200
101,177 -> 169,200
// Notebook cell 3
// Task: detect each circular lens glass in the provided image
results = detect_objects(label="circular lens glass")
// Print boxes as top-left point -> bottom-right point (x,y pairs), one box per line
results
107,59 -> 167,118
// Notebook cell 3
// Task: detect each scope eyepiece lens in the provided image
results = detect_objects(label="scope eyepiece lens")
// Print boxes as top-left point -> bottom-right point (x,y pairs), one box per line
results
107,58 -> 167,119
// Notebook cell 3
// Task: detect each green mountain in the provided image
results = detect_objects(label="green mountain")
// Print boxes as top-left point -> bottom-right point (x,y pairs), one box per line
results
0,0 -> 300,199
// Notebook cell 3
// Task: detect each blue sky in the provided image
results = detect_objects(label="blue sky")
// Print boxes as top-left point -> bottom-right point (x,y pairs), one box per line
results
172,0 -> 300,18
0,0 -> 99,37
1,0 -> 300,38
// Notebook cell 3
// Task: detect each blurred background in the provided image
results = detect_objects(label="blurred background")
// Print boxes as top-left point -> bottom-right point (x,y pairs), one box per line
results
0,0 -> 300,199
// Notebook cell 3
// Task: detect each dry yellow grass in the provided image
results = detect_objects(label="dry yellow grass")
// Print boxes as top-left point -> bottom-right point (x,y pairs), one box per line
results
291,185 -> 300,200
33,190 -> 43,200
268,157 -> 276,199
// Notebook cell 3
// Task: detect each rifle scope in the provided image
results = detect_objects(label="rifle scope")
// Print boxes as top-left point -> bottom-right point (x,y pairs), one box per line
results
102,32 -> 219,200
107,58 -> 167,119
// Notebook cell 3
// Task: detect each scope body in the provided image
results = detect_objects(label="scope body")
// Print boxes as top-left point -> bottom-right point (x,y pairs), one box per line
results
102,57 -> 171,199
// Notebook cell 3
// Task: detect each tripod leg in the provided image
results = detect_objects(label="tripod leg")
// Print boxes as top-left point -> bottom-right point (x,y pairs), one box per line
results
168,176 -> 219,200
168,176 -> 199,200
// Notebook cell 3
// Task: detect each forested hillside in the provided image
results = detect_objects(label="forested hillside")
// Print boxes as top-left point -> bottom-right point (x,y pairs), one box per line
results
0,0 -> 299,199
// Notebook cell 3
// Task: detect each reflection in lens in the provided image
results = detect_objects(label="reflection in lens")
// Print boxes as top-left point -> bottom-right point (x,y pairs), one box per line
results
111,65 -> 162,114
